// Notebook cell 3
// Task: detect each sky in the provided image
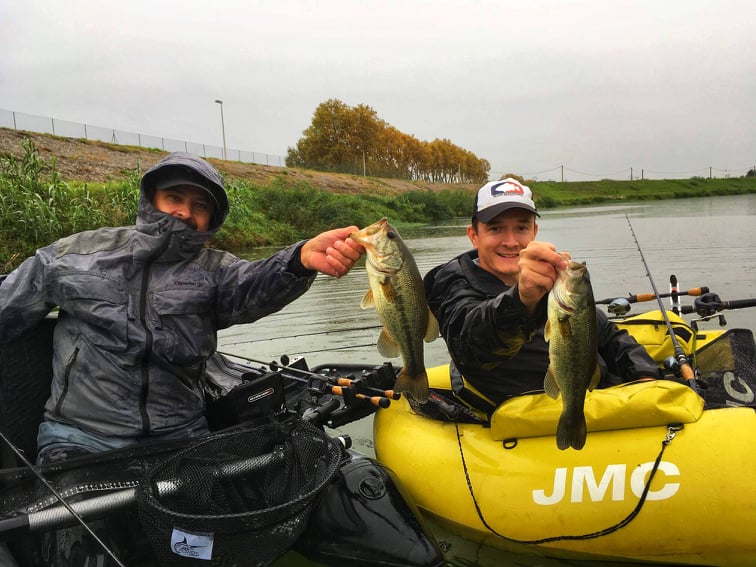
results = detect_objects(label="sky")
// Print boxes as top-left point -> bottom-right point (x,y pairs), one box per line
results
1,0 -> 754,182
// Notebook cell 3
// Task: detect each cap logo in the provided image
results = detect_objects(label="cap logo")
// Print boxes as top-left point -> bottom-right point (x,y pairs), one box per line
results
490,180 -> 525,197
473,177 -> 539,220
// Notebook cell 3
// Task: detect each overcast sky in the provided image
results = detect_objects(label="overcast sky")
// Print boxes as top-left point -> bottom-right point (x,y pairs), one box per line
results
2,0 -> 754,181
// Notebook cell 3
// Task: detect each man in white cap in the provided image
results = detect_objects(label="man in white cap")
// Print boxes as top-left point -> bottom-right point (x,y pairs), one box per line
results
423,178 -> 659,412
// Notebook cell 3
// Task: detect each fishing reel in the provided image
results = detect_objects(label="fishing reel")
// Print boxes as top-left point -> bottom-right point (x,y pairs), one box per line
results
663,356 -> 682,375
662,355 -> 703,393
692,293 -> 724,317
683,293 -> 727,329
607,298 -> 632,316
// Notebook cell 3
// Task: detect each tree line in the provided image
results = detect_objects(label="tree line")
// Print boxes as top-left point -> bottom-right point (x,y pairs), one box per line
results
286,99 -> 490,183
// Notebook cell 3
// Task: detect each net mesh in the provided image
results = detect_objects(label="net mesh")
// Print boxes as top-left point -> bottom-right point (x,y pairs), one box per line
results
696,328 -> 756,409
136,418 -> 342,566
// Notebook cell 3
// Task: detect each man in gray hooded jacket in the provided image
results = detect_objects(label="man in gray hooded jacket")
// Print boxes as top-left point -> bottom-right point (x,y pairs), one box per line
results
0,152 -> 364,463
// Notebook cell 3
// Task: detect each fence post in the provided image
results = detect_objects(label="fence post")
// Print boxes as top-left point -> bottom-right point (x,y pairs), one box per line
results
52,118 -> 55,136
12,112 -> 17,130
84,124 -> 88,140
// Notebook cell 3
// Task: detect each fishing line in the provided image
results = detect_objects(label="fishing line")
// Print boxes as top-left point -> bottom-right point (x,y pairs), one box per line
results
219,325 -> 383,348
453,422 -> 682,544
219,342 -> 379,357
0,429 -> 126,567
290,343 -> 380,356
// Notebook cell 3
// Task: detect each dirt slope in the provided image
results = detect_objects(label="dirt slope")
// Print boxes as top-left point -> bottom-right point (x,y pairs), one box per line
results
0,127 -> 476,195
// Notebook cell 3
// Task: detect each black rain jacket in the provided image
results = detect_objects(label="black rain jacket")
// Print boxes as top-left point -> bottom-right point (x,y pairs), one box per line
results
424,250 -> 661,406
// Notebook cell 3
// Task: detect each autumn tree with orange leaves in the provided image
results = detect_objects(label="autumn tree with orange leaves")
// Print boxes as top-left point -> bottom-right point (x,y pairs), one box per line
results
286,99 -> 489,183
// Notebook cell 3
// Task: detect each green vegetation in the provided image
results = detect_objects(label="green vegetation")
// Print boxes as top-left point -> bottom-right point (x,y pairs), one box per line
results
531,177 -> 756,208
2,139 -> 755,274
0,139 -> 140,272
0,140 -> 473,272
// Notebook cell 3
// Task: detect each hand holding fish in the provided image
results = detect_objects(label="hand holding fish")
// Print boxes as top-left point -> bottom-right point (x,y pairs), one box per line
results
544,258 -> 600,450
517,242 -> 570,312
301,226 -> 365,278
350,218 -> 439,402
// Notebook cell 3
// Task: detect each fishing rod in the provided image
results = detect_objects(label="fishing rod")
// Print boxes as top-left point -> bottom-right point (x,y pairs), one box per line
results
595,286 -> 710,306
217,351 -> 399,408
0,429 -> 126,566
681,295 -> 756,315
624,215 -> 699,391
0,448 -> 286,538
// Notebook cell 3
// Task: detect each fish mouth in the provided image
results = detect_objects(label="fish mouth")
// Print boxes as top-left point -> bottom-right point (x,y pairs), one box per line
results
349,218 -> 387,246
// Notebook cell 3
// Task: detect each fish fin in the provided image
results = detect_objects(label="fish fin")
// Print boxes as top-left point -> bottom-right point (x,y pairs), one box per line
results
588,364 -> 601,391
544,320 -> 551,342
556,413 -> 587,450
376,329 -> 401,358
424,310 -> 440,342
395,368 -> 430,403
360,289 -> 375,309
544,367 -> 561,399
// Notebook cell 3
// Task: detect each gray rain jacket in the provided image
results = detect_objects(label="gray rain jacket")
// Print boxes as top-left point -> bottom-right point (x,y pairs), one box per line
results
0,153 -> 316,440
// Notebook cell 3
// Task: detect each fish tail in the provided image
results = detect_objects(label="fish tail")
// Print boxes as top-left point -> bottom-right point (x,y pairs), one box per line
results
395,368 -> 430,403
556,413 -> 587,450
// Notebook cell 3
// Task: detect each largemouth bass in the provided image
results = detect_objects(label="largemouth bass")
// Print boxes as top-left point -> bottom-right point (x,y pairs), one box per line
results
544,259 -> 600,450
350,218 -> 438,402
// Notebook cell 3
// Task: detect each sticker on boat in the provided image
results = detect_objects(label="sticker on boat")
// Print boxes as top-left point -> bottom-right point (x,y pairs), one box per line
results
171,528 -> 214,560
533,461 -> 680,505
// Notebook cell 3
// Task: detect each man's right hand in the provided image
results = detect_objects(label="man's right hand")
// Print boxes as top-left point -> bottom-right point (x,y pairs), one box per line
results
517,241 -> 570,313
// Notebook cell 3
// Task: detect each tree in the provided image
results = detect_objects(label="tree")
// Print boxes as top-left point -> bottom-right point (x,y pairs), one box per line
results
287,99 -> 489,182
286,99 -> 382,174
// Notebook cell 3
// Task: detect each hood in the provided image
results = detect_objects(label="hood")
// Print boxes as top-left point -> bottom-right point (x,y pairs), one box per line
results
139,152 -> 229,232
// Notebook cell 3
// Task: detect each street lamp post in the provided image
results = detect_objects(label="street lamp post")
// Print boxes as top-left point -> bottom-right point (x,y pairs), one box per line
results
214,99 -> 227,161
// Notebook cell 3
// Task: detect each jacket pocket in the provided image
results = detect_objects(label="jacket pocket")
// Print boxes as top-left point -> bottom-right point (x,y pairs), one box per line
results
56,272 -> 128,351
150,287 -> 216,364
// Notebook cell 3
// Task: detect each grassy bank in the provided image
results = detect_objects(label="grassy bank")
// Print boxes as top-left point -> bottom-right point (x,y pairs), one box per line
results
532,176 -> 756,206
2,139 -> 755,273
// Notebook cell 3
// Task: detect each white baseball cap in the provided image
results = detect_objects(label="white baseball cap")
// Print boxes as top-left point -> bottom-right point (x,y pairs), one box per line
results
472,178 -> 539,222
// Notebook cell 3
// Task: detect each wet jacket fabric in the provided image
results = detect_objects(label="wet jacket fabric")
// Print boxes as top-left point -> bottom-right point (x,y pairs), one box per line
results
0,152 -> 316,443
424,250 -> 661,406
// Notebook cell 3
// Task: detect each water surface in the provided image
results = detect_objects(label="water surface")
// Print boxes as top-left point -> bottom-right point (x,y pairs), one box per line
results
221,194 -> 756,567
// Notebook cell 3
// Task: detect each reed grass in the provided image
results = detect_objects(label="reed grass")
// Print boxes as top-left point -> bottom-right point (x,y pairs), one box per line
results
0,140 -> 140,272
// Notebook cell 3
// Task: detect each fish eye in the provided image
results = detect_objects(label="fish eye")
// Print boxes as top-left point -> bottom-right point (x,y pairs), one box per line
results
386,231 -> 396,239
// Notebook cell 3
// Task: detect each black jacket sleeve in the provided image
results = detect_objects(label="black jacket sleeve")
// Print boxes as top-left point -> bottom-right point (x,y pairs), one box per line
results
596,309 -> 661,382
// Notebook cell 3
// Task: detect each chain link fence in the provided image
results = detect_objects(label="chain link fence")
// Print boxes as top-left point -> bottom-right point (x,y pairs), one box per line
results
3,109 -> 752,181
0,109 -> 286,167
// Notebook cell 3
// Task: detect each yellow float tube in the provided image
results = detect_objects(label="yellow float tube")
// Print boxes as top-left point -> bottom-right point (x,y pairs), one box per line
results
374,350 -> 756,565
